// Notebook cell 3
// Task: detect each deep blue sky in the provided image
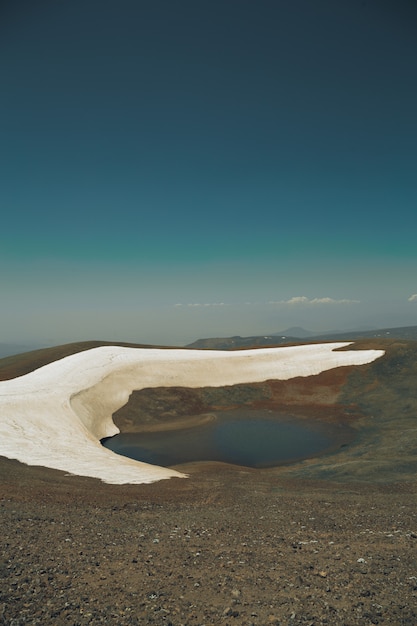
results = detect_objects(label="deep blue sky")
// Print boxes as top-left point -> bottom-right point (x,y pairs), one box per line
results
1,0 -> 417,346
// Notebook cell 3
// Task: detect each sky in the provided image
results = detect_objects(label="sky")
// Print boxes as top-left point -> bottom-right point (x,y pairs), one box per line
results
1,0 -> 417,347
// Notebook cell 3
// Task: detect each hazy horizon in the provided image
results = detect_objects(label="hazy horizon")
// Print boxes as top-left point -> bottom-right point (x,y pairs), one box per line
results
1,1 -> 416,347
2,317 -> 417,353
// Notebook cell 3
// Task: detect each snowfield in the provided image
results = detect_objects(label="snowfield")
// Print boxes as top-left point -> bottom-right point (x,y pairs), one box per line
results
0,343 -> 384,484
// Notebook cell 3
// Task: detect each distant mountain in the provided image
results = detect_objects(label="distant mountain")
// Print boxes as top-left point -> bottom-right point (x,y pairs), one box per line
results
186,325 -> 417,350
185,335 -> 285,350
272,326 -> 378,338
273,327 -> 315,338
307,325 -> 417,342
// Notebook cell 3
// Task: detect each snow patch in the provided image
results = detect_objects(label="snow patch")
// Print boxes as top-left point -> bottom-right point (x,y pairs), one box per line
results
0,343 -> 384,484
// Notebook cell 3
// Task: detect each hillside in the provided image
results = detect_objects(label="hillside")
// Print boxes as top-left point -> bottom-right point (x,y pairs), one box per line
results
1,336 -> 417,483
0,339 -> 176,381
186,324 -> 417,349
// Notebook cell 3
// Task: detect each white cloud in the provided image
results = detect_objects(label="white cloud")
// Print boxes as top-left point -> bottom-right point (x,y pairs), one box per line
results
408,294 -> 417,302
309,297 -> 360,305
284,296 -> 310,305
268,296 -> 360,306
175,298 -> 359,308
174,302 -> 227,307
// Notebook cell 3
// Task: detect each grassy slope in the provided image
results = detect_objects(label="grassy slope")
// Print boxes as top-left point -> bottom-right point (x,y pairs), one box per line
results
277,339 -> 417,482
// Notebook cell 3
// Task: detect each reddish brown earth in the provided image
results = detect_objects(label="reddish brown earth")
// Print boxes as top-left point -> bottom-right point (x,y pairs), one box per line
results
1,340 -> 417,625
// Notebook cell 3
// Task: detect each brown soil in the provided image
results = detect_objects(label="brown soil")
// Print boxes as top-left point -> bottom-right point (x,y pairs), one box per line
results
1,459 -> 416,626
1,339 -> 417,625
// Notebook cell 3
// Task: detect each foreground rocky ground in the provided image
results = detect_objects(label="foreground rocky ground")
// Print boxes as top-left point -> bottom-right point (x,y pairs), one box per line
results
1,339 -> 417,624
1,459 -> 417,626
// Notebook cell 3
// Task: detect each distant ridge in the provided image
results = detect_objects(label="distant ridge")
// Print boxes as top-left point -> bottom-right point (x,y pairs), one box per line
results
275,327 -> 316,338
186,325 -> 417,350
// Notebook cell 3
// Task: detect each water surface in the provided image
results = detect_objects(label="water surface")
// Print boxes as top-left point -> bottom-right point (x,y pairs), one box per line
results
102,410 -> 351,469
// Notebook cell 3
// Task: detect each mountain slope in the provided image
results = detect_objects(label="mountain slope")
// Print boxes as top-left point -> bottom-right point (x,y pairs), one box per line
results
186,325 -> 417,349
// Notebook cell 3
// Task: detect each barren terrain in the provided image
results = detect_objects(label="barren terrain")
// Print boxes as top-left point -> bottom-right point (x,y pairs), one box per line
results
1,339 -> 417,625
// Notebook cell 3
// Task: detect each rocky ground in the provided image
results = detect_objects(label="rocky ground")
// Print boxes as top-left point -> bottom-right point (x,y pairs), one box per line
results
1,459 -> 416,626
1,339 -> 417,625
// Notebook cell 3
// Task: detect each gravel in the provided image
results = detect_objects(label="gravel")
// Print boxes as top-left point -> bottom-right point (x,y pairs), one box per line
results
1,459 -> 416,625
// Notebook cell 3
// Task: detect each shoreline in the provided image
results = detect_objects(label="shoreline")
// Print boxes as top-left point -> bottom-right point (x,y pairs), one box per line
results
104,407 -> 357,471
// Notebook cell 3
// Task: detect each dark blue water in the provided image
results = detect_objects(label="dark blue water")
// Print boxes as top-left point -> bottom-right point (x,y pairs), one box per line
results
102,410 -> 351,469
